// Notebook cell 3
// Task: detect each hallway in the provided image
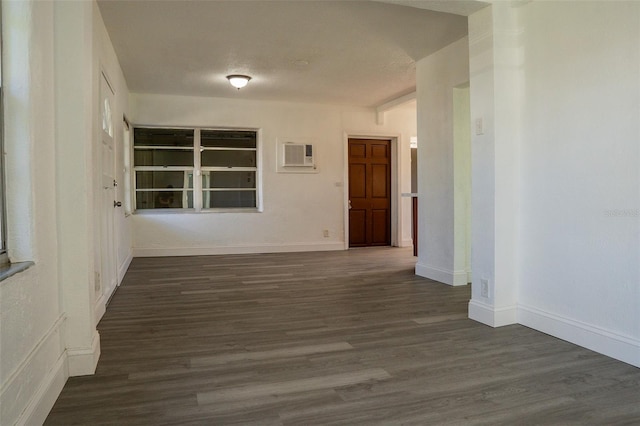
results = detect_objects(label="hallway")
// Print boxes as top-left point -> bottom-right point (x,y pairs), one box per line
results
46,248 -> 640,424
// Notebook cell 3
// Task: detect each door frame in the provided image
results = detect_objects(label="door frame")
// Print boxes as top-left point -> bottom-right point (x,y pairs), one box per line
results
95,67 -> 118,322
343,132 -> 402,250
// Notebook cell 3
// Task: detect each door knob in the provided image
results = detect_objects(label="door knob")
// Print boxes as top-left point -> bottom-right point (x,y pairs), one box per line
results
348,200 -> 352,210
114,201 -> 122,207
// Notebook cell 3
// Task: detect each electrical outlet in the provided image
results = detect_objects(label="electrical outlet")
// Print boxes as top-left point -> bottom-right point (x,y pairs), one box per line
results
323,229 -> 330,238
480,278 -> 489,298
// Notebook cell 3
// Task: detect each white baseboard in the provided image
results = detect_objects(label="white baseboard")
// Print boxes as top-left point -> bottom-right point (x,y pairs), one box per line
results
94,294 -> 106,323
399,238 -> 414,248
415,262 -> 468,286
118,251 -> 133,284
468,299 -> 517,327
92,253 -> 132,324
67,331 -> 100,376
132,241 -> 345,257
0,315 -> 67,426
518,304 -> 640,368
17,352 -> 68,426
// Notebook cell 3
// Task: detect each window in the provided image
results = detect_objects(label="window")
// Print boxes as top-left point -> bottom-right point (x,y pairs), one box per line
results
133,127 -> 259,211
0,2 -> 34,277
201,130 -> 257,209
134,128 -> 195,210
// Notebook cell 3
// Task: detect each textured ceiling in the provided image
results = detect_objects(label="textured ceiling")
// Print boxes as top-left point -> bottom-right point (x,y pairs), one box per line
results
97,0 -> 477,107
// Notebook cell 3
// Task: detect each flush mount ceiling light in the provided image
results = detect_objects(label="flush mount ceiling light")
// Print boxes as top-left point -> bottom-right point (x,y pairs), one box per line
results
226,74 -> 251,90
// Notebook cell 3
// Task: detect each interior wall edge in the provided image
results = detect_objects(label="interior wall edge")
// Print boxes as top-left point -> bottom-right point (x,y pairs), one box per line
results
66,331 -> 100,377
468,300 -> 518,327
415,262 -> 468,286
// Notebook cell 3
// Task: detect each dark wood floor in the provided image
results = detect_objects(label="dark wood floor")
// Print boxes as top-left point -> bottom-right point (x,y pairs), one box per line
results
46,248 -> 640,425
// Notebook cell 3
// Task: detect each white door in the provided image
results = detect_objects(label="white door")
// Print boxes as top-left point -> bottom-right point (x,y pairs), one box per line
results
98,72 -> 117,307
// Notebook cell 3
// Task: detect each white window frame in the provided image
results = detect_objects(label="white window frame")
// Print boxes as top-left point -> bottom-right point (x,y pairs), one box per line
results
122,117 -> 132,215
132,126 -> 262,213
133,127 -> 195,210
0,3 -> 7,266
0,90 -> 6,264
199,128 -> 260,212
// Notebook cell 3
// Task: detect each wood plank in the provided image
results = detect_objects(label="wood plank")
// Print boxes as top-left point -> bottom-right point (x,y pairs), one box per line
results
197,369 -> 391,405
190,342 -> 354,367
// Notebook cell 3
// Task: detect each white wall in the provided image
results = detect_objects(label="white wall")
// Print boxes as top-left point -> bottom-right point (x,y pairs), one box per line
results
415,37 -> 470,286
515,1 -> 640,367
468,1 -> 639,367
130,94 -> 416,256
0,2 -> 65,424
0,1 -> 132,424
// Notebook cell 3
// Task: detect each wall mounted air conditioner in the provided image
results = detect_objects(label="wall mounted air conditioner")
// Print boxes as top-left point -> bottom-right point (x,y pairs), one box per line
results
283,143 -> 315,167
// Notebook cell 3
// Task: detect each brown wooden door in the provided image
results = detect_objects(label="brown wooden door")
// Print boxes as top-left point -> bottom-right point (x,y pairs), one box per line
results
348,139 -> 391,247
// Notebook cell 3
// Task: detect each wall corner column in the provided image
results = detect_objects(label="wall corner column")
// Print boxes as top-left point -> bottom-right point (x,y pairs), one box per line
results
415,37 -> 470,286
468,2 -> 522,327
54,0 -> 100,375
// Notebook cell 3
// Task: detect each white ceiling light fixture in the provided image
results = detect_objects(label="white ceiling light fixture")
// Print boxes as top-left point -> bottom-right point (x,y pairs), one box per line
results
226,74 -> 251,90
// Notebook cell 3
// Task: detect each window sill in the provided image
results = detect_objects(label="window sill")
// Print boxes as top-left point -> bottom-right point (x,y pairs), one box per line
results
134,209 -> 197,215
134,208 -> 262,214
0,261 -> 35,283
202,208 -> 261,213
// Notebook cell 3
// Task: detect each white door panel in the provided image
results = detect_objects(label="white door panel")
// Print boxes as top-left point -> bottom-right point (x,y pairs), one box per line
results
98,72 -> 117,313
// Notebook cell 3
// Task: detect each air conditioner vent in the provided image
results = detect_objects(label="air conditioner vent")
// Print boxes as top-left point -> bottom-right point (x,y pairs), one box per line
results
283,143 -> 314,167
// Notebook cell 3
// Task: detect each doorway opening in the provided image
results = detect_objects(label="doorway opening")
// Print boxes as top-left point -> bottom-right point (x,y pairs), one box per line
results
453,84 -> 472,283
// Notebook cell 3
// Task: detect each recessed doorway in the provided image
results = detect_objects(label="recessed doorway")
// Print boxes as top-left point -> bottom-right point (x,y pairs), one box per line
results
348,138 -> 392,247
